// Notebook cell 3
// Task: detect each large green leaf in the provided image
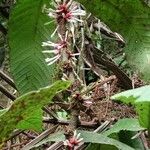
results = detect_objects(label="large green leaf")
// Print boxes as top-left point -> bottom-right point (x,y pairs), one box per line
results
111,85 -> 150,129
103,118 -> 145,136
0,109 -> 8,117
8,0 -> 56,94
111,85 -> 150,102
77,130 -> 134,150
77,0 -> 150,81
118,131 -> 145,150
0,80 -> 70,144
31,131 -> 65,149
86,143 -> 117,150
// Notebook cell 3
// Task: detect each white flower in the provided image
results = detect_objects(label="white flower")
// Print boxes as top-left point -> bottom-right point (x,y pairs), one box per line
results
42,33 -> 67,65
45,0 -> 86,23
64,130 -> 83,149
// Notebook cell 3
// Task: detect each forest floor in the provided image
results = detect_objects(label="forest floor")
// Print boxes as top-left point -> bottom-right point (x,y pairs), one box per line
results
0,53 -> 148,150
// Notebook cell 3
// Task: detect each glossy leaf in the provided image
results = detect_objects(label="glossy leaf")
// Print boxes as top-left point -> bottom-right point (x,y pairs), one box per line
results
78,130 -> 134,150
32,132 -> 65,149
118,131 -> 145,150
0,80 -> 70,144
8,0 -> 56,94
112,85 -> 150,129
103,118 -> 145,136
0,109 -> 8,117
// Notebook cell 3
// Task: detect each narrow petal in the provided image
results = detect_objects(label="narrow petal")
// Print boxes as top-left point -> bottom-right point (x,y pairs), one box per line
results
46,55 -> 61,65
42,49 -> 58,54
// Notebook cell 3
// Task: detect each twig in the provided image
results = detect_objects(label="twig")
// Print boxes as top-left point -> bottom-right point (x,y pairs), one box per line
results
3,141 -> 28,150
47,141 -> 64,150
43,117 -> 99,128
81,75 -> 116,95
21,125 -> 58,150
140,132 -> 149,150
0,84 -> 16,100
0,70 -> 17,89
22,132 -> 36,139
42,106 -> 58,120
8,129 -> 23,141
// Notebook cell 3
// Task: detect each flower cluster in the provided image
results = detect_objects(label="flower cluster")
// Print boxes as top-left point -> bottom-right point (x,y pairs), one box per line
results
64,130 -> 83,150
47,0 -> 86,24
42,33 -> 67,65
42,0 -> 86,66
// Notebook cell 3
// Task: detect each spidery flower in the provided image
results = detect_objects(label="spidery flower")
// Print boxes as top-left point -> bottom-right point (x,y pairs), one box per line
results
42,32 -> 67,65
64,130 -> 83,150
47,0 -> 86,22
45,0 -> 86,40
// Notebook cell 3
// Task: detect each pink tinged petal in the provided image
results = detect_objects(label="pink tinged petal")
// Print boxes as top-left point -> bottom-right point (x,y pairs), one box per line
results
71,10 -> 86,16
57,44 -> 64,49
65,31 -> 68,41
42,41 -> 59,48
71,53 -> 80,56
83,100 -> 93,107
42,50 -> 59,54
58,33 -> 63,41
48,12 -> 56,18
51,25 -> 59,37
45,54 -> 61,65
66,0 -> 73,8
70,5 -> 78,11
76,133 -> 81,139
77,138 -> 83,143
73,130 -> 77,137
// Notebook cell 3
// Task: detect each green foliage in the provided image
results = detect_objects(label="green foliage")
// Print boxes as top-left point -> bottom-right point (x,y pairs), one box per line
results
77,0 -> 150,81
77,130 -> 134,150
87,130 -> 145,150
86,143 -> 117,150
0,108 -> 8,116
112,85 -> 150,129
31,132 -> 65,149
8,0 -> 56,94
0,81 -> 70,144
103,118 -> 145,136
118,131 -> 145,150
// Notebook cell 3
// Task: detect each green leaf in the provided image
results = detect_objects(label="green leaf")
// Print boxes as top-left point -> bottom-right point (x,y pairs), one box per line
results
8,0 -> 56,94
135,102 -> 150,129
77,0 -> 150,81
32,131 -> 65,149
86,143 -> 117,150
111,85 -> 150,103
103,118 -> 145,136
78,130 -> 134,150
111,85 -> 150,129
87,130 -> 145,150
118,131 -> 145,150
0,80 -> 70,144
0,109 -> 8,117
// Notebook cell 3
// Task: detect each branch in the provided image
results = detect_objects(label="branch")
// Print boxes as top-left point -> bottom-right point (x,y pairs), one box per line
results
0,70 -> 17,89
0,84 -> 16,100
43,117 -> 99,128
83,35 -> 132,89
